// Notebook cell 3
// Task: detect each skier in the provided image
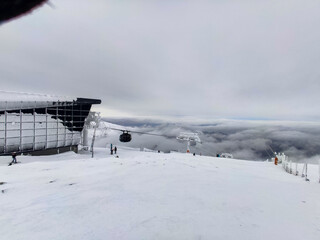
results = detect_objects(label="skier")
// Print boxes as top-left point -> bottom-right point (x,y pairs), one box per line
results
114,146 -> 117,154
110,143 -> 113,155
9,152 -> 17,166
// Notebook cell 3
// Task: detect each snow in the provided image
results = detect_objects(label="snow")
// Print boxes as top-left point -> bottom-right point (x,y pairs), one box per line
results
0,147 -> 319,240
0,91 -> 73,103
0,91 -> 74,111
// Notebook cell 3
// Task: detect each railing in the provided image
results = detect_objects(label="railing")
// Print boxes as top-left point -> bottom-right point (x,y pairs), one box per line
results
281,156 -> 320,183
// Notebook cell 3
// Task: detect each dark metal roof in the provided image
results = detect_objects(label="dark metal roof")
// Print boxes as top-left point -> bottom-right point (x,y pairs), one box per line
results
0,96 -> 101,112
76,98 -> 102,105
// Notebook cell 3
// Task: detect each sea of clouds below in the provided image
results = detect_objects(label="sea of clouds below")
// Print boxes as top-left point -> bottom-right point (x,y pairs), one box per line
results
100,118 -> 320,163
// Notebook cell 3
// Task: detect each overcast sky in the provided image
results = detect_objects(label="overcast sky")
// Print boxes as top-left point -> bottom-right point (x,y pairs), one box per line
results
1,0 -> 320,121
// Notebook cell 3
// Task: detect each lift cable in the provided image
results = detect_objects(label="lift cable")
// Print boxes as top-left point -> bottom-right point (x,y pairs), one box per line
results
106,127 -> 176,139
264,148 -> 273,159
267,145 -> 276,157
101,124 -> 277,159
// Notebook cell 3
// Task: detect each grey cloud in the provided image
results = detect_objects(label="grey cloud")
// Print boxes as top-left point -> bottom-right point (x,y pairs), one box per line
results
1,0 -> 320,120
98,118 -> 320,162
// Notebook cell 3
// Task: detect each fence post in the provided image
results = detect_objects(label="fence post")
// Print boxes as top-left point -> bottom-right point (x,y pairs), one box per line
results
305,163 -> 309,181
301,163 -> 306,178
318,160 -> 320,183
4,109 -> 7,154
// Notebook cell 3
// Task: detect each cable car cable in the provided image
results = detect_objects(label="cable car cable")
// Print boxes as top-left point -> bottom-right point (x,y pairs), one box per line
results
106,127 -> 175,139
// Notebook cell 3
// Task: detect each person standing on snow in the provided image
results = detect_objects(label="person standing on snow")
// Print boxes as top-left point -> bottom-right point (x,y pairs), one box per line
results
9,152 -> 17,165
114,146 -> 117,154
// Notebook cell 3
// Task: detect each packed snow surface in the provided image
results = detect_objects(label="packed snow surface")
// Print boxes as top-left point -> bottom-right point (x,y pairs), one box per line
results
0,147 -> 319,240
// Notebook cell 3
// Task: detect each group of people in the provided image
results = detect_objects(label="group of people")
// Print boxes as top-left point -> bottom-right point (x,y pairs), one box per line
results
110,145 -> 117,155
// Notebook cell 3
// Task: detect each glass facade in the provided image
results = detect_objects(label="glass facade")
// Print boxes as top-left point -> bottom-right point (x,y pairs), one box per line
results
0,98 -> 101,155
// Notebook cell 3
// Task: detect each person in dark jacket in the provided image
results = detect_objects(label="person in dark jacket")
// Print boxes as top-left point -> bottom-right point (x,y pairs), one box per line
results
114,146 -> 117,154
9,152 -> 17,165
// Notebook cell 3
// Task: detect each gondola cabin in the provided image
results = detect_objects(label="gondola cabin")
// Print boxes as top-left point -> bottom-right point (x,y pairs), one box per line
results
119,132 -> 132,142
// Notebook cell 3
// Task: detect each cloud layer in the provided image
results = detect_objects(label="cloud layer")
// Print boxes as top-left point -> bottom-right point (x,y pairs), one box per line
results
97,118 -> 320,162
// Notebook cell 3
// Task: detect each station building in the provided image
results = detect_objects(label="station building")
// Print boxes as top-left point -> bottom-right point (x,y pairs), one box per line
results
0,92 -> 101,155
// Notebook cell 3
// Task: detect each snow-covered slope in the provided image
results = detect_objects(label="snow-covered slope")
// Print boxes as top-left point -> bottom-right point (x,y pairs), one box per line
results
0,148 -> 319,240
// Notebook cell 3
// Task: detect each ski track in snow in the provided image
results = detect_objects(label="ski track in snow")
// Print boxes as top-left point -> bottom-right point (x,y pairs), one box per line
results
0,147 -> 319,240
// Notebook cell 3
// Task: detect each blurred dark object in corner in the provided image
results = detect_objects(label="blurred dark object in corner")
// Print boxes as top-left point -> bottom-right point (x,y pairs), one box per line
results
0,0 -> 47,23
